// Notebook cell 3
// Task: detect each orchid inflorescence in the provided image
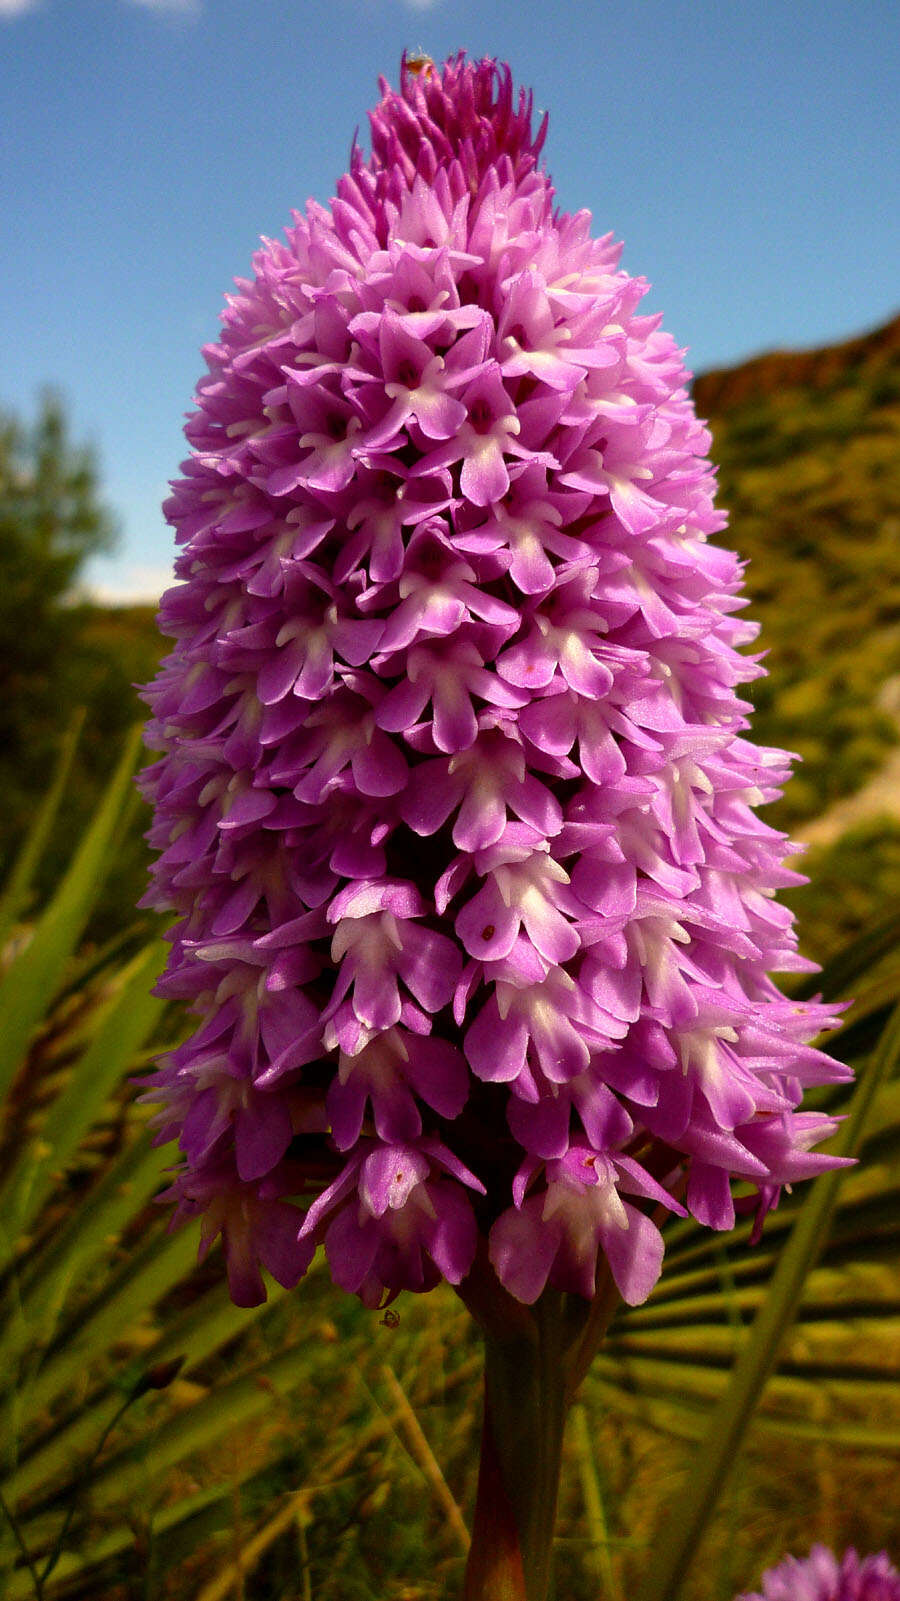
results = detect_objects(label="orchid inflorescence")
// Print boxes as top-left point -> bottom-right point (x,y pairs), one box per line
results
142,53 -> 848,1313
736,1545 -> 900,1601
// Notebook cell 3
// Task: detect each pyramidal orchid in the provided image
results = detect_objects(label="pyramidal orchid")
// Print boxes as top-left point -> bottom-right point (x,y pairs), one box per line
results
141,53 -> 850,1599
736,1546 -> 900,1601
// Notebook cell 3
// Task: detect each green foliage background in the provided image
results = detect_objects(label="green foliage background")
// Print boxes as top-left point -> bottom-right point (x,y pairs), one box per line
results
694,312 -> 900,831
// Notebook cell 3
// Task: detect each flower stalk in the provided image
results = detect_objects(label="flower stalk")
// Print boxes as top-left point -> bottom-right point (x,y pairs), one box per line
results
460,1268 -> 620,1601
465,1296 -> 569,1601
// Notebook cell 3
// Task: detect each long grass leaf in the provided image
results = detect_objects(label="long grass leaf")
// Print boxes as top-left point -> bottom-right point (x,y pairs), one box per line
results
11,1345 -> 485,1595
791,909 -> 900,1002
0,941 -> 165,1263
0,712 -> 85,953
591,1376 -> 900,1454
57,1342 -> 310,1508
379,1362 -> 469,1553
570,1403 -> 620,1601
6,1279 -> 282,1509
0,1131 -> 169,1367
2,1466 -> 271,1599
9,1348 -> 480,1598
591,1348 -> 900,1408
0,725 -> 144,1104
13,1228 -> 198,1438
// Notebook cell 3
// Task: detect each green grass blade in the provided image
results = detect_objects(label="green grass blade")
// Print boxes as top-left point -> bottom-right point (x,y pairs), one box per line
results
616,1285 -> 900,1334
636,1000 -> 900,1601
26,1332 -> 477,1529
0,941 -> 166,1264
1,1480 -> 233,1600
0,725 -> 145,1104
2,1463 -> 279,1600
592,1346 -> 900,1405
13,1227 -> 199,1438
570,1403 -> 620,1601
42,1342 -> 311,1511
0,711 -> 85,953
592,1376 -> 900,1454
0,1131 -> 169,1368
8,1342 -> 469,1599
147,1277 -> 284,1372
6,1276 -> 282,1507
10,1319 -> 482,1593
791,907 -> 900,1002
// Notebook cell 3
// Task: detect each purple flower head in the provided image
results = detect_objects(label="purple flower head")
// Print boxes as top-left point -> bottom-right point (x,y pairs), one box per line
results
142,53 -> 850,1311
736,1546 -> 900,1601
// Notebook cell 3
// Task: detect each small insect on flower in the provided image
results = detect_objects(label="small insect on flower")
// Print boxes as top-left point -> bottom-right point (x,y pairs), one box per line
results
380,1309 -> 401,1330
405,51 -> 436,79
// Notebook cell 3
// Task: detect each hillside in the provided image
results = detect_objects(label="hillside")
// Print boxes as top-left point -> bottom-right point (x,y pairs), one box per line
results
694,310 -> 900,831
693,310 -> 900,959
694,312 -> 900,415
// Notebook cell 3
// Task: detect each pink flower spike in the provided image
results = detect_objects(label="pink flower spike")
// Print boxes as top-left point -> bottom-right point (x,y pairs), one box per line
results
735,1544 -> 900,1601
143,53 -> 849,1318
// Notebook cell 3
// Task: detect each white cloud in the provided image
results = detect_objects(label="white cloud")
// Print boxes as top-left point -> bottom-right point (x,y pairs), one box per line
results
0,0 -> 202,15
401,0 -> 443,10
123,0 -> 202,15
80,562 -> 175,607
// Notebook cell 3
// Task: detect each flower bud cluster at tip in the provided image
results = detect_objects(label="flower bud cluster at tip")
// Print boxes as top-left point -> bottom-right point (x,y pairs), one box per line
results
736,1544 -> 900,1601
141,53 -> 850,1311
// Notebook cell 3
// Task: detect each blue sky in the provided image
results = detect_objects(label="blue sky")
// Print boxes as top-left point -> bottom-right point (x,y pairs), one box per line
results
1,0 -> 898,601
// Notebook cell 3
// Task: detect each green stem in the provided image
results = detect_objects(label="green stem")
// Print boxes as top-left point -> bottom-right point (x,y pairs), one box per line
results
0,1484 -> 44,1601
39,1391 -> 136,1587
463,1293 -> 570,1601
